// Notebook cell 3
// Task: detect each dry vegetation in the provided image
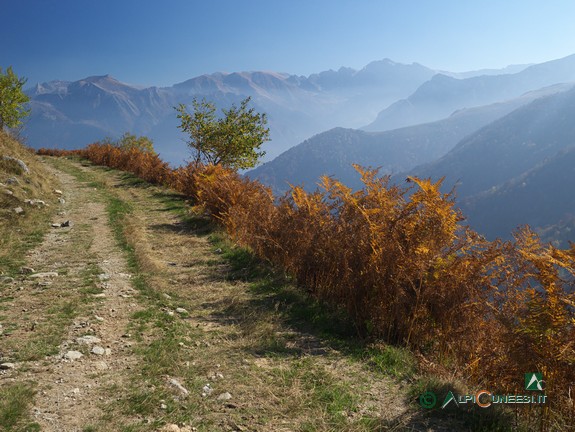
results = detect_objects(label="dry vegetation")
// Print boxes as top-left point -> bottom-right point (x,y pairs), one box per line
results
37,143 -> 575,429
2,133 -> 59,272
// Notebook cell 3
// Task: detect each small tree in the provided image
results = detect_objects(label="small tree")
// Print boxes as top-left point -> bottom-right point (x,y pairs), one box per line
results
0,66 -> 30,130
116,132 -> 155,154
175,96 -> 269,170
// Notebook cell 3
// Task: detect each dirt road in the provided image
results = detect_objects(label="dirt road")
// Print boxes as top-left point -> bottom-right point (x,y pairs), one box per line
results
1,158 -> 454,431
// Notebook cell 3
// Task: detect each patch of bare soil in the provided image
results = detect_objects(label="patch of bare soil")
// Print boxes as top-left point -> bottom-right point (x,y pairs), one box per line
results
1,164 -> 142,431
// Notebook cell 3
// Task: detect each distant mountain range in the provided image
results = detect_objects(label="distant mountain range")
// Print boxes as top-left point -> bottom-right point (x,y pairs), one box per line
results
23,59 -> 536,164
26,76 -> 172,152
247,54 -> 575,246
24,60 -> 442,163
249,83 -> 572,194
363,54 -> 575,131
440,63 -> 532,79
21,54 -> 575,245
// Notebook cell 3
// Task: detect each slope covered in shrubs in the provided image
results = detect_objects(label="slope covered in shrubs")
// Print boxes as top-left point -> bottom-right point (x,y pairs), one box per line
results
38,143 -> 575,427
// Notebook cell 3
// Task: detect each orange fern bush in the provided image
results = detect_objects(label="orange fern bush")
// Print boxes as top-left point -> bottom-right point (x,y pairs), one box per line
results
192,164 -> 237,219
36,148 -> 83,157
84,143 -> 118,166
193,164 -> 276,237
168,162 -> 201,198
80,143 -> 170,185
220,176 -> 276,252
262,167 -> 491,350
129,149 -> 170,185
270,185 -> 335,276
477,228 -> 575,401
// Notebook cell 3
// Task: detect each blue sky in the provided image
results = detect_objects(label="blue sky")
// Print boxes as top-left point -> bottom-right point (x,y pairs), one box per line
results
3,0 -> 575,87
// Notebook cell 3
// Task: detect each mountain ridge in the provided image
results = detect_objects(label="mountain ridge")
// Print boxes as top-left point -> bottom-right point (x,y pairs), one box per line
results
24,60 -> 438,163
364,53 -> 575,131
248,83 -> 573,194
23,57 -> 540,164
403,84 -> 575,245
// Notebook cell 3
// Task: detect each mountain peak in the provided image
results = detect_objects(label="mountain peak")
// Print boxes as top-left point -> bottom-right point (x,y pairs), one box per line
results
362,58 -> 398,71
28,80 -> 70,96
72,74 -> 144,94
81,74 -> 119,84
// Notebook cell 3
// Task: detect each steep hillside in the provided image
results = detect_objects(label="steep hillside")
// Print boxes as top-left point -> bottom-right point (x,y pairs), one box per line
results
365,53 -> 575,131
0,131 -> 59,270
411,84 -> 575,197
462,146 -> 575,245
0,131 -> 57,219
407,84 -> 575,244
248,84 -> 571,194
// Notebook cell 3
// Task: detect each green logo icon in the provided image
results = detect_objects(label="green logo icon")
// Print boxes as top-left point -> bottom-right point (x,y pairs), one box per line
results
419,391 -> 437,409
441,390 -> 459,409
525,373 -> 545,391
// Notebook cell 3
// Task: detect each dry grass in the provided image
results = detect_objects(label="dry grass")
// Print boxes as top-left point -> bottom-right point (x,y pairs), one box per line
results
1,132 -> 61,274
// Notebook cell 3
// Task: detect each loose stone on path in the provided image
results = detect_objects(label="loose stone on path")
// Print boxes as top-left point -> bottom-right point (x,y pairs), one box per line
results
64,351 -> 83,361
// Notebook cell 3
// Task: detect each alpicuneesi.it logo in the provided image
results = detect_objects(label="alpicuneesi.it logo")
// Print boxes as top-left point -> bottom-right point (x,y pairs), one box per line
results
419,373 -> 547,409
525,372 -> 545,391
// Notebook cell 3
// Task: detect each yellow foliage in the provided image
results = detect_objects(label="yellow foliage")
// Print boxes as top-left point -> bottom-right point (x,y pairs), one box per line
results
43,144 -> 575,422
